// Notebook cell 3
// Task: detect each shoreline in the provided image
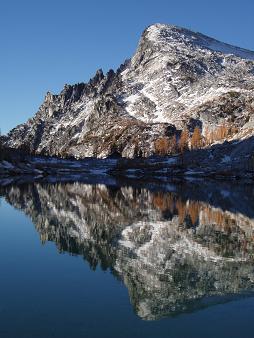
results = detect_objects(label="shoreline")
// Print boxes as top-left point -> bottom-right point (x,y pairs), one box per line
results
1,154 -> 254,186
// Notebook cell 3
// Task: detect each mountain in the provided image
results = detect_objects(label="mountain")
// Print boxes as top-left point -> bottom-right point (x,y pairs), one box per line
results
4,23 -> 254,159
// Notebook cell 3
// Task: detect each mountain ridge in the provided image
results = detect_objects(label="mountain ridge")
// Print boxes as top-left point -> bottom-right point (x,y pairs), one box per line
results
4,23 -> 254,160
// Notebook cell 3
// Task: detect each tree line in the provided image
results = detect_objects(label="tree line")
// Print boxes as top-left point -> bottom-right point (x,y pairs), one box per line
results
154,123 -> 238,156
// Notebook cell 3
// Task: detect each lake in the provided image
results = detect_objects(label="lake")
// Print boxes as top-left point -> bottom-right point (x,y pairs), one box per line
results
1,179 -> 254,338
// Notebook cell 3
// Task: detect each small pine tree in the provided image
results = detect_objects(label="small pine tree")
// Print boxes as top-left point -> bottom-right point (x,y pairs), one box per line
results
154,137 -> 170,156
191,126 -> 203,149
179,128 -> 189,153
204,127 -> 213,146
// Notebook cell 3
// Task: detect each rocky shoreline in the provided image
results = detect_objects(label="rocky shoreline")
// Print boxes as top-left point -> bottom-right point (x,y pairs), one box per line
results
1,150 -> 254,186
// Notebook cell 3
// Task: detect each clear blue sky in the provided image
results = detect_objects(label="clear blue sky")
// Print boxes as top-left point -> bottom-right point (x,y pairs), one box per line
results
1,0 -> 253,134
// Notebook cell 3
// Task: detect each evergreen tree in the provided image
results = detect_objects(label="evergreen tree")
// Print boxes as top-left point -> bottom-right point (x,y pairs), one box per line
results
179,128 -> 189,153
191,127 -> 203,149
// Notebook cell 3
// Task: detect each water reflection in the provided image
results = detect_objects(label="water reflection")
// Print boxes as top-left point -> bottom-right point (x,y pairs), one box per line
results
1,181 -> 254,320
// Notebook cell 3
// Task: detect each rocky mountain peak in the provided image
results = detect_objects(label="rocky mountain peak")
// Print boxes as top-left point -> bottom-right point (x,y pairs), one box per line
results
143,23 -> 254,60
4,23 -> 254,159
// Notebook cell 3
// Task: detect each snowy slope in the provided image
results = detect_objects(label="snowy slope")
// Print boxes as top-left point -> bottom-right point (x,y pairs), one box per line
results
119,24 -> 254,128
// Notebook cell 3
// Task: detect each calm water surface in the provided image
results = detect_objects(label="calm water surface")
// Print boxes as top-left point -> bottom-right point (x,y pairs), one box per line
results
1,180 -> 254,338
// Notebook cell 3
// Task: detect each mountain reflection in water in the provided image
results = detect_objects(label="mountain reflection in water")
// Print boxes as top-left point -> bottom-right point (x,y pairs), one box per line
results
1,180 -> 254,320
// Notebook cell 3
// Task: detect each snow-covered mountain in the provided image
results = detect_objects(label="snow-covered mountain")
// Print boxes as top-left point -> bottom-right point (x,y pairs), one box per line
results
4,23 -> 254,158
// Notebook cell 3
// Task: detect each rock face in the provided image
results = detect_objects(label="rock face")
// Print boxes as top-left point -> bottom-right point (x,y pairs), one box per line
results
2,181 -> 254,319
4,23 -> 254,158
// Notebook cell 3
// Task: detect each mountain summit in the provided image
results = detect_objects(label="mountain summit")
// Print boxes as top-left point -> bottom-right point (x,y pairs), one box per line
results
5,24 -> 254,158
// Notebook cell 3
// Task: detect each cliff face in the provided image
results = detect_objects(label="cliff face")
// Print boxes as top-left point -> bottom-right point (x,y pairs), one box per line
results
4,24 -> 254,159
2,181 -> 254,319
